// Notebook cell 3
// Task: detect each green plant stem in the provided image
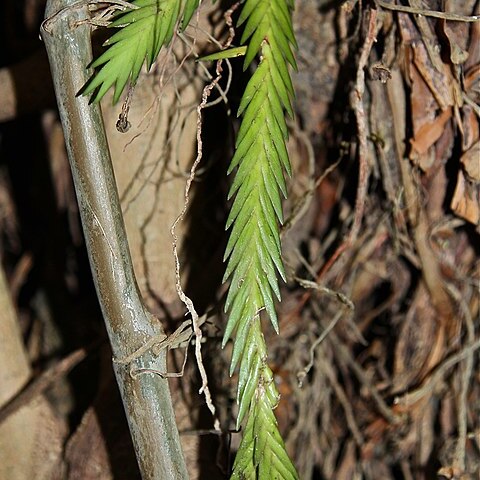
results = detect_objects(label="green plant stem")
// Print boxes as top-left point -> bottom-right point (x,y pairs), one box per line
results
41,1 -> 188,478
223,0 -> 298,476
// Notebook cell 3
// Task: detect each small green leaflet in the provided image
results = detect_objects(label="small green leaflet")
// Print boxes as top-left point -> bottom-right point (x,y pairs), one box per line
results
197,46 -> 247,62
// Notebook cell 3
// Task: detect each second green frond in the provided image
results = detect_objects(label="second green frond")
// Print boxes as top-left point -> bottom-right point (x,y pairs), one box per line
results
83,0 -> 200,104
223,21 -> 295,370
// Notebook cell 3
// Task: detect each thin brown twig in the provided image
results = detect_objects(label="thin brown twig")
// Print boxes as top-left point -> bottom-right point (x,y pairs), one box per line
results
295,276 -> 355,310
0,346 -> 91,424
53,0 -> 137,29
349,8 -> 378,235
9,253 -> 33,301
297,311 -> 343,387
317,7 -> 379,281
375,0 -> 480,22
131,345 -> 190,379
113,316 -> 207,366
169,3 -> 240,432
170,74 -> 221,429
281,131 -> 341,236
322,356 -> 365,446
312,299 -> 398,424
394,337 -> 480,406
444,282 -> 475,472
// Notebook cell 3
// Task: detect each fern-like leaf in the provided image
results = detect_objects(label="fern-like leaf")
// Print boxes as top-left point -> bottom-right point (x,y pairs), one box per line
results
83,0 -> 200,103
223,0 -> 298,478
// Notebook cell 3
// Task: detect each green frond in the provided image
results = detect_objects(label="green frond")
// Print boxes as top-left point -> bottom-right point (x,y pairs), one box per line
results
237,348 -> 261,425
230,322 -> 297,479
198,46 -> 247,62
82,0 -> 200,104
239,0 -> 297,71
223,0 -> 298,477
181,0 -> 200,30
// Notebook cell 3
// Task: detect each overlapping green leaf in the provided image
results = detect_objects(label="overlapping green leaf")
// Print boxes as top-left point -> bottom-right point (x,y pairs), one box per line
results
230,322 -> 297,479
82,0 -> 200,103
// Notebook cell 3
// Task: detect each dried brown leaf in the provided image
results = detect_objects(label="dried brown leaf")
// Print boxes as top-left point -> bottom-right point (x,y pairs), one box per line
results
460,141 -> 480,182
451,170 -> 480,225
410,107 -> 452,157
392,284 -> 445,394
